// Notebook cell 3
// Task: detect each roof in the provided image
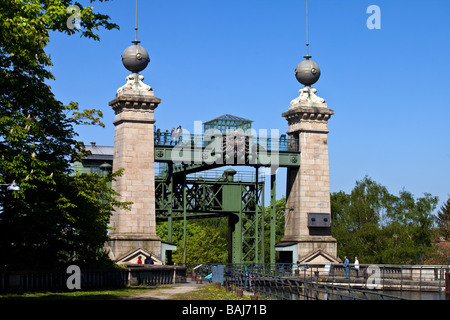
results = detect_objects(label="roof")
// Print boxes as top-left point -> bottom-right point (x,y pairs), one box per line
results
204,114 -> 253,124
84,144 -> 114,160
297,248 -> 342,264
85,145 -> 114,154
275,241 -> 298,248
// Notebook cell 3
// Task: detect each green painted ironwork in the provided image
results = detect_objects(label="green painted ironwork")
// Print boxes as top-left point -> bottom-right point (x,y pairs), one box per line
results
155,167 -> 266,264
73,124 -> 300,264
203,114 -> 252,134
154,145 -> 300,168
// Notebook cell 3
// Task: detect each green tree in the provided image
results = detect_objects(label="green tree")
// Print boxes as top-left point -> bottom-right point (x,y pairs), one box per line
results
384,190 -> 437,262
0,171 -> 130,269
156,219 -> 228,264
331,176 -> 438,264
436,197 -> 450,240
155,198 -> 286,265
331,177 -> 390,262
0,0 -> 121,269
263,197 -> 285,263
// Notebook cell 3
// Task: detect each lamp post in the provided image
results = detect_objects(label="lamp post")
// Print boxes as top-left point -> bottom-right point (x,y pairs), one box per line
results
99,163 -> 112,177
0,182 -> 20,214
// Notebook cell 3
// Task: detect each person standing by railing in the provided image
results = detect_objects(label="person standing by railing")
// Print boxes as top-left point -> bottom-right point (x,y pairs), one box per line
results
164,129 -> 169,145
343,256 -> 350,279
176,125 -> 183,144
170,128 -> 176,145
145,254 -> 154,264
155,128 -> 161,144
354,257 -> 360,278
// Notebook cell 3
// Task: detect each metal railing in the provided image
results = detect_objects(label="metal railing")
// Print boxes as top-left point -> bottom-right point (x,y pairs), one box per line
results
154,132 -> 299,152
224,270 -> 406,300
129,267 -> 176,286
155,164 -> 267,184
294,263 -> 449,292
0,268 -> 128,293
185,263 -> 449,300
0,265 -> 187,293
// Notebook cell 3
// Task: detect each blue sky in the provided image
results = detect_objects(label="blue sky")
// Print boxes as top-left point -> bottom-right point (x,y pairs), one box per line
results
46,0 -> 450,211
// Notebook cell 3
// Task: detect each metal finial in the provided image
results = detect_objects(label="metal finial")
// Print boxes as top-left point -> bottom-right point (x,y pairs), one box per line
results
122,0 -> 150,73
132,0 -> 140,45
304,0 -> 311,60
295,0 -> 321,87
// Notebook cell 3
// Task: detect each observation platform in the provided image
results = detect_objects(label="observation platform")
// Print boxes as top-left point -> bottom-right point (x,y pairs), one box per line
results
153,130 -> 300,169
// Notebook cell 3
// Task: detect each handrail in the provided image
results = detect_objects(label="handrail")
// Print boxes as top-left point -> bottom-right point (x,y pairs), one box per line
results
154,131 -> 299,152
224,269 -> 408,300
182,262 -> 447,299
193,264 -> 203,271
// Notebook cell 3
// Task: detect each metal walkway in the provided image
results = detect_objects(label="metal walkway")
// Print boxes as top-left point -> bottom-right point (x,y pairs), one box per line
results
154,131 -> 298,152
154,132 -> 300,169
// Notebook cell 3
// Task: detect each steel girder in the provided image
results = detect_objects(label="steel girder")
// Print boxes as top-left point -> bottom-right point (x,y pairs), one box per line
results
155,169 -> 265,264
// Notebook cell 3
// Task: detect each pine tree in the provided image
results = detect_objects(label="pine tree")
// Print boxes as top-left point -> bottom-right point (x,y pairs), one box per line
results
436,197 -> 450,240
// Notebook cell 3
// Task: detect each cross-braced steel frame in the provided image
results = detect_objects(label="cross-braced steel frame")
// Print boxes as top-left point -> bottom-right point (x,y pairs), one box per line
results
155,164 -> 267,264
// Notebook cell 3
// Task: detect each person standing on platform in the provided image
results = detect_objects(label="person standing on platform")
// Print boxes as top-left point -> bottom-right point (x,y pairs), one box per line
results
343,256 -> 349,279
170,128 -> 176,145
354,257 -> 360,278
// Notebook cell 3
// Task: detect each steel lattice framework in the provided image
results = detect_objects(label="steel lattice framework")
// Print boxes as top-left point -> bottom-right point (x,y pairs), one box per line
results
74,132 -> 300,264
155,167 -> 265,264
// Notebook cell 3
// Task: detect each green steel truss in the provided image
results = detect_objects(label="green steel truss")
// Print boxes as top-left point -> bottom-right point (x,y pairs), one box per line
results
74,133 -> 292,264
155,167 -> 266,264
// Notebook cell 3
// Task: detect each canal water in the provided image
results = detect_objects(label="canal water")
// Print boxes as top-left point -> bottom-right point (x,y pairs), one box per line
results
382,290 -> 450,300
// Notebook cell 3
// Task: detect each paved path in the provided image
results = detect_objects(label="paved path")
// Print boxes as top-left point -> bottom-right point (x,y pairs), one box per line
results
119,279 -> 209,300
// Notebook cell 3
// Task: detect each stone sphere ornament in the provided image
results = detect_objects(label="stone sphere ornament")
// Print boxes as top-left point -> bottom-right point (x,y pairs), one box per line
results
295,58 -> 321,86
121,43 -> 150,73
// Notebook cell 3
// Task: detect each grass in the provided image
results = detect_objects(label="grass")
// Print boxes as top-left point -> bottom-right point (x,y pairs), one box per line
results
171,284 -> 253,300
0,284 -> 272,300
0,286 -> 167,300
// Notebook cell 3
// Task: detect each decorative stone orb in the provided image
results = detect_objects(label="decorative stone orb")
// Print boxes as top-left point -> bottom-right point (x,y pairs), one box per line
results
295,59 -> 321,86
121,44 -> 150,73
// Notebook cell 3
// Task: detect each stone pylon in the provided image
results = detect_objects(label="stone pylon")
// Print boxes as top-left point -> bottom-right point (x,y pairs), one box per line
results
280,86 -> 338,263
107,72 -> 162,260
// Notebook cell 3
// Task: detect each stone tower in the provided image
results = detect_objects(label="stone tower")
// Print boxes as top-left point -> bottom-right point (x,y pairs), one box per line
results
279,55 -> 338,264
108,42 -> 162,261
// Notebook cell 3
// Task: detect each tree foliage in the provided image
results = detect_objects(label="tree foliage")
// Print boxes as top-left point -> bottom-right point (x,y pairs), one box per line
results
331,176 -> 439,264
436,197 -> 450,240
156,219 -> 228,265
154,178 -> 441,266
0,0 -> 122,269
0,171 -> 130,269
155,197 -> 287,265
263,197 -> 285,263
